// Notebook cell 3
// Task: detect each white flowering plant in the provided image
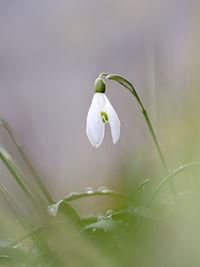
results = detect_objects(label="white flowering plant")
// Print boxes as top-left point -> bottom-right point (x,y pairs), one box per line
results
0,73 -> 200,266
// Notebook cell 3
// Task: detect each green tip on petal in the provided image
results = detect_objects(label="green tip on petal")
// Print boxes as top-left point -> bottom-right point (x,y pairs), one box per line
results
101,111 -> 109,123
94,78 -> 105,93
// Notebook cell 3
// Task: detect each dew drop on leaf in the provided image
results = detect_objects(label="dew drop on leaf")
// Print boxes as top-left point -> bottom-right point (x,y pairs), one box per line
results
47,203 -> 59,216
106,210 -> 114,216
68,192 -> 78,198
86,187 -> 94,194
98,186 -> 109,193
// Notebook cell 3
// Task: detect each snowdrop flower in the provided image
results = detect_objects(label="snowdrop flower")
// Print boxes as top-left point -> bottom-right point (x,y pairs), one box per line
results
86,77 -> 120,148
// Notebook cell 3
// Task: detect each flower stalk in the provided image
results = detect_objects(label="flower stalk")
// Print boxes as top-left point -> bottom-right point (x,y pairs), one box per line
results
99,73 -> 176,199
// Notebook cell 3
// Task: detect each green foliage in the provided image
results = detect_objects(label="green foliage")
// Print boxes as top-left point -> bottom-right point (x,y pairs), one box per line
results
1,79 -> 200,266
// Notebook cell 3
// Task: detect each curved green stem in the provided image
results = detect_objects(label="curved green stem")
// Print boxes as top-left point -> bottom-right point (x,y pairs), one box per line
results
147,161 -> 200,207
142,109 -> 176,198
100,73 -> 176,199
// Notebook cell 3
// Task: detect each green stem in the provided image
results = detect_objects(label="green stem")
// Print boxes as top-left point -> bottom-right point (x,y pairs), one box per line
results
101,73 -> 176,199
0,118 -> 54,204
142,110 -> 168,171
142,109 -> 176,197
147,161 -> 200,207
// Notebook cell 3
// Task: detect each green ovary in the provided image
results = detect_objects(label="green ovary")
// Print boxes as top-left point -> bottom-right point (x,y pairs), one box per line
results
101,111 -> 109,123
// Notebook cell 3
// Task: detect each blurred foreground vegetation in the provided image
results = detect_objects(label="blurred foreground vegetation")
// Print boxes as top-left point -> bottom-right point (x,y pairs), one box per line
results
1,85 -> 200,267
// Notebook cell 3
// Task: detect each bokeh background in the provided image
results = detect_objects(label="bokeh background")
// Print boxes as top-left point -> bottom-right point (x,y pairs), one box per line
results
2,1 -> 200,266
0,0 -> 200,201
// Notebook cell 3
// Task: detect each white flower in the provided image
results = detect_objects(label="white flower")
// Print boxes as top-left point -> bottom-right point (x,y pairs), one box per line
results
86,93 -> 120,148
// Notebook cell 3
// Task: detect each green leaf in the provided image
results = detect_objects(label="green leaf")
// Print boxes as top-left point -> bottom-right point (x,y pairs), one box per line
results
62,188 -> 129,202
84,218 -> 119,232
0,117 -> 53,205
47,200 -> 82,226
106,74 -> 137,97
0,147 -> 37,205
112,205 -> 161,221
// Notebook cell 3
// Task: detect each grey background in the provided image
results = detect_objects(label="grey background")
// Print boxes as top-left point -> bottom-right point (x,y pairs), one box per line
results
0,0 -> 199,199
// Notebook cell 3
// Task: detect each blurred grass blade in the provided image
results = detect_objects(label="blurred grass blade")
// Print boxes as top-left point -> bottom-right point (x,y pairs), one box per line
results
0,146 -> 38,206
0,117 -> 54,204
0,239 -> 28,265
147,161 -> 200,207
0,183 -> 57,266
0,183 -> 31,229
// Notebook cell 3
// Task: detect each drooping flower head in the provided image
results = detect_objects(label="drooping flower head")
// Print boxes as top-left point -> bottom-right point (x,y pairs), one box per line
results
86,77 -> 120,148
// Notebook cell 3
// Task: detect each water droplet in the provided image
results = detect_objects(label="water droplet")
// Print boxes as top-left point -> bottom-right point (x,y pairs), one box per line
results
106,210 -> 114,216
86,187 -> 94,194
98,186 -> 109,193
92,228 -> 96,233
47,203 -> 59,216
68,192 -> 78,198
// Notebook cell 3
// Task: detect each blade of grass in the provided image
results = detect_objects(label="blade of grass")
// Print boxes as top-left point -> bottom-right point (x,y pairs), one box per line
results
0,148 -> 38,206
0,118 -> 54,204
0,183 -> 31,229
0,183 -> 56,266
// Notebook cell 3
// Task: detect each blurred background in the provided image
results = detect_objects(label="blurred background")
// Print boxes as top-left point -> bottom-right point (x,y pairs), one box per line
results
2,1 -> 200,266
0,0 -> 200,201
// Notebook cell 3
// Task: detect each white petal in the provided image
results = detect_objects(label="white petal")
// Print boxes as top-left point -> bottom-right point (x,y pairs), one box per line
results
86,93 -> 105,148
104,95 -> 120,144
